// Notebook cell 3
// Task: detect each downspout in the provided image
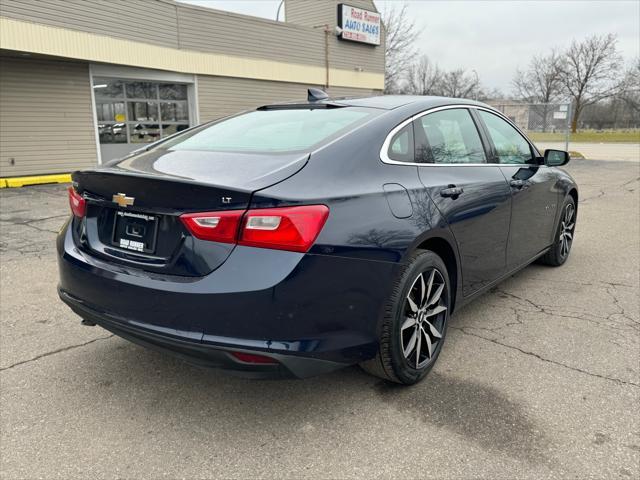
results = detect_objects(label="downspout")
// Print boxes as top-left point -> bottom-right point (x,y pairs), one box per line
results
314,24 -> 331,90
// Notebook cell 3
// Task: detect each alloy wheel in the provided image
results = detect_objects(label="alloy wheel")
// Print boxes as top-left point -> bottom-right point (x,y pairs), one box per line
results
400,269 -> 447,369
559,203 -> 575,258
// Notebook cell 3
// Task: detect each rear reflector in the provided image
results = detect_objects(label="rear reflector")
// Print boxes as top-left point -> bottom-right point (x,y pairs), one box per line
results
68,187 -> 86,218
230,351 -> 279,365
180,205 -> 329,252
179,210 -> 244,243
239,205 -> 329,253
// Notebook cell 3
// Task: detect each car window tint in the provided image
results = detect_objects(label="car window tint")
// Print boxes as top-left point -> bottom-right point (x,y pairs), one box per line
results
162,108 -> 377,153
387,123 -> 414,163
478,110 -> 533,164
415,109 -> 486,164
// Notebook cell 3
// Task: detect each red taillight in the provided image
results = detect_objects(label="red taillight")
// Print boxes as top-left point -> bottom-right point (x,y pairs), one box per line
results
179,210 -> 244,243
239,205 -> 329,253
230,351 -> 279,365
68,186 -> 86,218
180,205 -> 329,253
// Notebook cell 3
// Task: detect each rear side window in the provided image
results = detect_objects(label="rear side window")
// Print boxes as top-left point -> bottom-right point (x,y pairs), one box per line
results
414,109 -> 486,164
161,107 -> 376,153
387,123 -> 414,163
478,110 -> 533,164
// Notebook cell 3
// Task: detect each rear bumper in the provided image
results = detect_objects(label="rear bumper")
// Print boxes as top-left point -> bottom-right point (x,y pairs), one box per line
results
59,289 -> 345,378
57,220 -> 400,378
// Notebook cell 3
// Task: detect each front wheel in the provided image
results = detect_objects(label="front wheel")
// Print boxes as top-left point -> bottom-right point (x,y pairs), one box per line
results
360,250 -> 450,385
539,196 -> 576,266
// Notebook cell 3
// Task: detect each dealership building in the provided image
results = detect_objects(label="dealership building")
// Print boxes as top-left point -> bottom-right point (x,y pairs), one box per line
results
0,0 -> 384,178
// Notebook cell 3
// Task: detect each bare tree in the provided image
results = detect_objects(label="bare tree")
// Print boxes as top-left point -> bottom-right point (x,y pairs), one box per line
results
513,51 -> 564,102
512,51 -> 564,131
402,57 -> 483,99
477,87 -> 506,102
578,98 -> 638,129
382,3 -> 419,93
560,34 -> 623,132
619,58 -> 640,113
438,69 -> 480,98
404,55 -> 442,95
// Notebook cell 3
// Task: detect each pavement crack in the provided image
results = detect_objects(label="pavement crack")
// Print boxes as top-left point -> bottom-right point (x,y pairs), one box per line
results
23,214 -> 68,225
0,334 -> 114,372
581,189 -> 606,202
20,222 -> 59,234
605,285 -> 639,327
451,326 -> 640,388
493,288 -> 543,311
0,214 -> 67,226
598,281 -> 636,289
621,176 -> 639,192
491,287 -> 638,334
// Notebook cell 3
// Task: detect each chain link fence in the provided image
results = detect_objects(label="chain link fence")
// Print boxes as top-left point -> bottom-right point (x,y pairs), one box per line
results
487,102 -> 572,152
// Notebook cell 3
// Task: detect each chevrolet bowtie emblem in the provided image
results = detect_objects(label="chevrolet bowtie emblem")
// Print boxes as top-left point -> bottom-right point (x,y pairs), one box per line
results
112,193 -> 135,208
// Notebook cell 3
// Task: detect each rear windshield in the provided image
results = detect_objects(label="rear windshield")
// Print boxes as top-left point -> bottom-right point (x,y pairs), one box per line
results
161,107 -> 377,153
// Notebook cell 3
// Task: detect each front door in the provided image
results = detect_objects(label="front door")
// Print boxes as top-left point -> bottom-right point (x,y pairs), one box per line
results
415,108 -> 512,296
475,110 -> 559,270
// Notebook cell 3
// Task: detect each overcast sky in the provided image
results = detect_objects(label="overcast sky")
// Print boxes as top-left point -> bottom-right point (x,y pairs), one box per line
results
181,0 -> 640,92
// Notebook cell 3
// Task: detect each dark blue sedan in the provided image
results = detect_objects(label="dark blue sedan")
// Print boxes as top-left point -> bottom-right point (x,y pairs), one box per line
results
57,93 -> 578,384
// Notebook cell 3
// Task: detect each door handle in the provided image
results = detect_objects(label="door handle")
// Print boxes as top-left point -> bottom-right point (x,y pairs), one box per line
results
440,186 -> 464,198
510,179 -> 525,189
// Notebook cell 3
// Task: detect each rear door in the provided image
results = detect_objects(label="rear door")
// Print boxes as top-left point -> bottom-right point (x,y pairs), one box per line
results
415,108 -> 512,296
475,110 -> 559,270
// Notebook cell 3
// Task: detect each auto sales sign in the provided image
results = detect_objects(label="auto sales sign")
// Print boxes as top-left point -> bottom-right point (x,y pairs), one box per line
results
338,4 -> 381,46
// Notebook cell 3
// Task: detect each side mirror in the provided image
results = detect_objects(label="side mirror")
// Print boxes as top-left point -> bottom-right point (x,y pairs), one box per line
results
544,149 -> 570,167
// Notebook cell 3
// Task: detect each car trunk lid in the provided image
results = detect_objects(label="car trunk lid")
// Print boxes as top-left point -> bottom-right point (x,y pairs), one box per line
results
72,148 -> 308,277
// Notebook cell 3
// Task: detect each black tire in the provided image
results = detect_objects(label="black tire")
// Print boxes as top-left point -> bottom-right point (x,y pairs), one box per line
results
360,250 -> 450,385
539,196 -> 576,267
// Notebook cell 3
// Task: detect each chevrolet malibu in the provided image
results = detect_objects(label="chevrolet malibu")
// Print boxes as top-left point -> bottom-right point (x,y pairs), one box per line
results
57,93 -> 578,384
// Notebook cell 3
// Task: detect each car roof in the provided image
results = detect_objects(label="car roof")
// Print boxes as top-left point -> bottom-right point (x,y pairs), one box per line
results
259,95 -> 491,114
335,95 -> 445,109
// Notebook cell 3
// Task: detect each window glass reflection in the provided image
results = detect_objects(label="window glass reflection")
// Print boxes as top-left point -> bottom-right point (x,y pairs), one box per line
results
160,102 -> 189,121
98,123 -> 127,143
159,84 -> 187,100
478,111 -> 532,164
96,102 -> 125,122
93,78 -> 124,99
416,109 -> 486,164
130,124 -> 161,143
126,82 -> 157,99
127,102 -> 159,122
387,124 -> 414,163
162,124 -> 190,136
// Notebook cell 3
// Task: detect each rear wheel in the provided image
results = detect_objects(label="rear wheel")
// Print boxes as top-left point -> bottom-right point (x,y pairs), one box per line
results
360,250 -> 450,385
539,196 -> 576,266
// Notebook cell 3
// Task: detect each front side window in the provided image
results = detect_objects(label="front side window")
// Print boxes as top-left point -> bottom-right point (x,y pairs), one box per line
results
478,110 -> 533,164
163,108 -> 376,153
414,109 -> 486,164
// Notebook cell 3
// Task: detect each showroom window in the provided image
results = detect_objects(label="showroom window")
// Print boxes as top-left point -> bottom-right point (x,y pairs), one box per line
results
93,77 -> 190,145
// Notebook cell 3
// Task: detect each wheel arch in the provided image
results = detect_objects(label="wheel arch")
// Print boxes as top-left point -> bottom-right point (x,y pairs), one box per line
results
414,236 -> 460,312
568,188 -> 578,213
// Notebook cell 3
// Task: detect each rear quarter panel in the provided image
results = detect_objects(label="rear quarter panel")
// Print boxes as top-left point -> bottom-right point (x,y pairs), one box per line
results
250,111 -> 462,313
250,112 -> 450,263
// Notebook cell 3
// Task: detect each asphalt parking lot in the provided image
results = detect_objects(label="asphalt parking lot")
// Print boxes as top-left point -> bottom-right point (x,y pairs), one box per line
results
1,159 -> 639,479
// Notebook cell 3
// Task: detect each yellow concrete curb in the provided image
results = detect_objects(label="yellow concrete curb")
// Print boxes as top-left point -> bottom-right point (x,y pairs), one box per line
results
0,174 -> 72,188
